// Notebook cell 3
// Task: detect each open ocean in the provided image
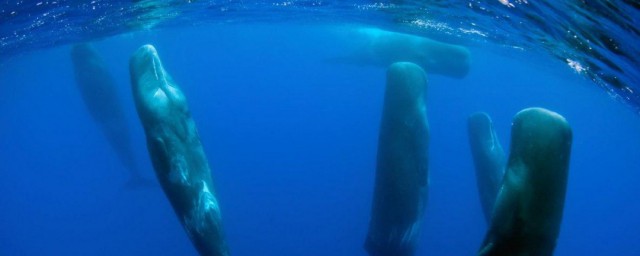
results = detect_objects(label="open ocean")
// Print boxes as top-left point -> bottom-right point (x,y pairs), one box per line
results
1,1 -> 639,255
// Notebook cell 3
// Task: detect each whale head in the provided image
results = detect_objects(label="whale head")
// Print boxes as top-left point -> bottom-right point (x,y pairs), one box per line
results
130,44 -> 189,128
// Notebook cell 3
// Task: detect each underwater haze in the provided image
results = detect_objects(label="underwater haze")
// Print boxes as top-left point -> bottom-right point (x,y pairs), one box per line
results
1,1 -> 640,256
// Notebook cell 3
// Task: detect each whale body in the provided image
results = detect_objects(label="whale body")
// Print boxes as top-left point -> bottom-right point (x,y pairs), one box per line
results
70,43 -> 149,187
478,108 -> 572,256
338,28 -> 471,78
467,112 -> 506,223
365,62 -> 429,256
130,44 -> 229,256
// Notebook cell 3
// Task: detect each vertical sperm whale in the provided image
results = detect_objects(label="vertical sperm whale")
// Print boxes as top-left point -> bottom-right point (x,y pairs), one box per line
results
70,43 -> 150,188
478,108 -> 572,256
365,62 -> 429,256
130,44 -> 229,256
467,112 -> 506,223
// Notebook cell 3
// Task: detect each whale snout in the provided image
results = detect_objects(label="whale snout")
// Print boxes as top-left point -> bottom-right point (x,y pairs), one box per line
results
130,44 -> 188,125
130,44 -> 163,82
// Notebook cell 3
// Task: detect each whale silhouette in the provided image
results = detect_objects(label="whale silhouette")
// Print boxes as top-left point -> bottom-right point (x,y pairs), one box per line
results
333,27 -> 471,78
468,112 -> 506,224
70,43 -> 153,188
130,44 -> 229,256
365,62 -> 429,256
478,108 -> 572,256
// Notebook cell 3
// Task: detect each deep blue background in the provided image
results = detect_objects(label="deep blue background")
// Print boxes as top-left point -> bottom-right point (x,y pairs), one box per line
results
1,24 -> 639,255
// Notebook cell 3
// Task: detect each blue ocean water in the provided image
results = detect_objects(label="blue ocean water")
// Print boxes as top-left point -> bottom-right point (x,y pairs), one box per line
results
1,1 -> 640,256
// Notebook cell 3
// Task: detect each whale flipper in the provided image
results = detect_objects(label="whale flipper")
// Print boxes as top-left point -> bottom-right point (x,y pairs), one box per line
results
130,44 -> 229,256
365,62 -> 429,256
467,112 -> 506,223
70,43 -> 153,188
478,108 -> 572,256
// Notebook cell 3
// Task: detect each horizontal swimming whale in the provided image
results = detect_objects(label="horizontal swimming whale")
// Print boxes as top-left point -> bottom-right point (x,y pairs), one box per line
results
70,43 -> 151,188
478,108 -> 572,256
467,112 -> 506,223
365,62 -> 429,256
335,27 -> 471,78
130,44 -> 229,256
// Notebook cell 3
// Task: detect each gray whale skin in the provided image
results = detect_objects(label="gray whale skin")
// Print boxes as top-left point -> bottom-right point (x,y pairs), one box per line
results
343,28 -> 471,78
70,43 -> 150,188
478,107 -> 572,256
130,44 -> 229,256
365,62 -> 429,256
467,112 -> 506,224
